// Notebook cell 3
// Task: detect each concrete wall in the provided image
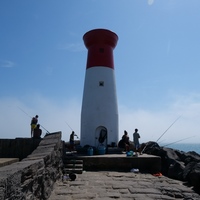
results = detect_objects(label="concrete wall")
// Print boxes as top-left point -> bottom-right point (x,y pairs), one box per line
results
0,132 -> 63,200
0,138 -> 42,160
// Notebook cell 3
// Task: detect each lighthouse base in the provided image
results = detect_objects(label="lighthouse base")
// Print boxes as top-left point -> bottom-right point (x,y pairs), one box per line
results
64,152 -> 161,173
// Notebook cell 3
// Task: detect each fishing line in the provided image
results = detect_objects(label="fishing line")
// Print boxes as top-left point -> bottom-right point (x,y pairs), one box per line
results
39,124 -> 50,134
65,121 -> 73,131
162,135 -> 196,147
17,106 -> 32,118
141,115 -> 182,154
156,115 -> 182,143
17,106 -> 50,134
65,121 -> 79,138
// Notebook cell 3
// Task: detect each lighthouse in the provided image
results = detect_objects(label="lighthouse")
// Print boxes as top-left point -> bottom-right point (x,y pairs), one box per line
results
80,29 -> 119,148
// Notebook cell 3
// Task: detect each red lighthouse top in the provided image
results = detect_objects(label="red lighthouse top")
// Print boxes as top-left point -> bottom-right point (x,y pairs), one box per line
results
83,29 -> 118,69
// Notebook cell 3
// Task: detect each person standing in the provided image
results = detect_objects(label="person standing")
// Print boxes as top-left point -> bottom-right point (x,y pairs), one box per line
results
31,115 -> 38,137
69,131 -> 77,151
133,128 -> 141,154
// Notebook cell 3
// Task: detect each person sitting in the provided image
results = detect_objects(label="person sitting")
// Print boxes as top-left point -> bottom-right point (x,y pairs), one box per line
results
118,130 -> 130,152
33,124 -> 42,139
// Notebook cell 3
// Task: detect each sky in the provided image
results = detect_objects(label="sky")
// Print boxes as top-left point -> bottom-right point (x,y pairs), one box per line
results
1,0 -> 200,146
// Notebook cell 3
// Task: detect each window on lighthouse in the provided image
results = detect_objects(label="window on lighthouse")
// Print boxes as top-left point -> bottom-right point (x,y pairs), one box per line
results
99,48 -> 104,53
99,81 -> 104,86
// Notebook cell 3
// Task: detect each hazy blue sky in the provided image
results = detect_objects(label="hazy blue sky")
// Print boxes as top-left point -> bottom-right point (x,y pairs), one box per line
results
1,0 -> 200,145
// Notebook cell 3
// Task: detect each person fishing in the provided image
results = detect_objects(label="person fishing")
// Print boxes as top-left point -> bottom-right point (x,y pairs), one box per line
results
133,128 -> 141,155
30,115 -> 38,137
69,131 -> 78,151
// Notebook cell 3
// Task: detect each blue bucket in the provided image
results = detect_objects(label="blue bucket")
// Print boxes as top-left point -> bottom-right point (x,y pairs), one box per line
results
87,147 -> 93,156
98,145 -> 106,155
126,151 -> 131,157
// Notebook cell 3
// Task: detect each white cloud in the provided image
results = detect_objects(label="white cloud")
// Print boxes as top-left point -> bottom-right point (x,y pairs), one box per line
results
147,0 -> 155,6
118,92 -> 200,144
0,92 -> 200,146
57,43 -> 85,52
0,96 -> 81,142
0,60 -> 15,68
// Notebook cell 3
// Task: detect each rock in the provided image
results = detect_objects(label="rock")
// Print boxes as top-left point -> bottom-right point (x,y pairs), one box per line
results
168,160 -> 185,180
188,162 -> 200,193
142,141 -> 160,154
144,141 -> 200,194
182,161 -> 196,180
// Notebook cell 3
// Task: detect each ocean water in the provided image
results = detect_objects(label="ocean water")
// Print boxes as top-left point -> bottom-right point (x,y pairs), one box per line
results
160,143 -> 200,154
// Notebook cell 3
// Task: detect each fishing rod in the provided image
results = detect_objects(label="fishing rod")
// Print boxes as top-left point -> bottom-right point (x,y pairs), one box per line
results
38,124 -> 50,134
141,115 -> 182,154
65,121 -> 73,131
162,136 -> 196,147
156,115 -> 182,143
17,106 -> 31,118
65,121 -> 79,138
17,106 -> 50,134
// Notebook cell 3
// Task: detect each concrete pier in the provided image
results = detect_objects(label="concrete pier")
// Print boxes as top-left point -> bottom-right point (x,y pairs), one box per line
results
49,171 -> 200,200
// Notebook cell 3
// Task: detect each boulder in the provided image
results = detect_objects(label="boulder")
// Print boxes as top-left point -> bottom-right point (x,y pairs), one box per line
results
168,160 -> 185,180
141,141 -> 160,154
182,161 -> 196,180
188,162 -> 200,193
144,141 -> 200,193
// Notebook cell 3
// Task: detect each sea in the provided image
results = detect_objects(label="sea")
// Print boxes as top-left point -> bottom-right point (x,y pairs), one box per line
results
160,143 -> 200,155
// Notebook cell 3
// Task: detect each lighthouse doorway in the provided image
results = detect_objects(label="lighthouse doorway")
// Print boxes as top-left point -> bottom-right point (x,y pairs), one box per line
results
95,126 -> 107,147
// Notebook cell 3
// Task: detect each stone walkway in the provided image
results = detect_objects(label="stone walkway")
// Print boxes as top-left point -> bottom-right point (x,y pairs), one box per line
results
49,171 -> 200,200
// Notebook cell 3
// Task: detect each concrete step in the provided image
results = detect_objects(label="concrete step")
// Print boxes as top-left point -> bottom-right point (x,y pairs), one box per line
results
63,159 -> 83,164
63,168 -> 83,174
62,153 -> 83,174
64,163 -> 83,168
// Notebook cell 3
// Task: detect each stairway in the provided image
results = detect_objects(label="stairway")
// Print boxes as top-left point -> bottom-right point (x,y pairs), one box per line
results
62,152 -> 83,174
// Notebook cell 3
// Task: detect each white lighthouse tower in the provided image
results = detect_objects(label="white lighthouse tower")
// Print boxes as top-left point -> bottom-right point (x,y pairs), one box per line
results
80,29 -> 119,148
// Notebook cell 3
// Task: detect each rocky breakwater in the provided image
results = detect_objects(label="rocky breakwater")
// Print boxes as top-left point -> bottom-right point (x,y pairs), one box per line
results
142,141 -> 200,194
0,132 -> 63,200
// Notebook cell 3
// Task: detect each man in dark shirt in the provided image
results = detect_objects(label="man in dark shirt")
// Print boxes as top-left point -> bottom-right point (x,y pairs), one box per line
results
119,130 -> 130,152
33,124 -> 42,139
69,131 -> 77,151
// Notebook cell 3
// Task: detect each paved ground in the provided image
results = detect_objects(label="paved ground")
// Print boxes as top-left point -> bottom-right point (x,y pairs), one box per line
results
49,171 -> 200,200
